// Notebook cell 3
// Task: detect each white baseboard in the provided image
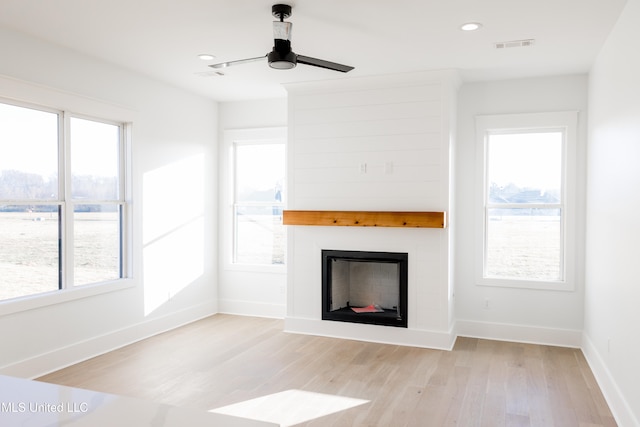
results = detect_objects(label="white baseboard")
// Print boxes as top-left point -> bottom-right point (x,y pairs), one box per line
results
284,317 -> 456,350
0,302 -> 216,379
456,319 -> 583,348
582,333 -> 638,427
218,299 -> 285,319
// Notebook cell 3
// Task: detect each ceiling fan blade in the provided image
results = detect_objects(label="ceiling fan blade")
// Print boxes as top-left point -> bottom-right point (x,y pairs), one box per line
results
296,55 -> 354,73
209,55 -> 267,69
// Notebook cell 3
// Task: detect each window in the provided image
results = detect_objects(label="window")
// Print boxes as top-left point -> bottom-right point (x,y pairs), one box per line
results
476,112 -> 577,290
0,100 -> 129,302
70,117 -> 124,285
224,128 -> 286,268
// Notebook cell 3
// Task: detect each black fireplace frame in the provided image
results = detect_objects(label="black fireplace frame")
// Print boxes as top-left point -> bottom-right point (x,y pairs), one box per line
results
321,249 -> 408,328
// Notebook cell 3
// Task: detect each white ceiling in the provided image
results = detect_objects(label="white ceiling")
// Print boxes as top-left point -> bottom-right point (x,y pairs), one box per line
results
0,0 -> 628,102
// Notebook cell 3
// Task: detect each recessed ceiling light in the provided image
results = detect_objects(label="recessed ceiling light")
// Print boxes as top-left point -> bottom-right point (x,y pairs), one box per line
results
198,54 -> 216,61
460,22 -> 482,31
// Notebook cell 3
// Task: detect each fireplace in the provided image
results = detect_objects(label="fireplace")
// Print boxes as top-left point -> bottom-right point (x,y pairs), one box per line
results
321,250 -> 408,328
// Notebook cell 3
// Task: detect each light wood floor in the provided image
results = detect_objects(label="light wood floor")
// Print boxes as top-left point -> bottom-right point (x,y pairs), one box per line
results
38,314 -> 616,426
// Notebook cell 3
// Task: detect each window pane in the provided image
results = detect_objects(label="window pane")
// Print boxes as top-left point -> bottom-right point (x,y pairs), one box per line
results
74,204 -> 121,285
235,205 -> 284,265
487,132 -> 562,204
235,143 -> 285,203
70,117 -> 120,200
233,141 -> 285,266
0,103 -> 58,199
0,206 -> 60,301
485,208 -> 561,281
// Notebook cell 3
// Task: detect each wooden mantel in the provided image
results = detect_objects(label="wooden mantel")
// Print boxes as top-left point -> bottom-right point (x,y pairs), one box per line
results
282,210 -> 447,229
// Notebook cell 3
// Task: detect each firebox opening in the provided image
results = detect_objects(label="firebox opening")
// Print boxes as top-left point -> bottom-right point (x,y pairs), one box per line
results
322,250 -> 408,328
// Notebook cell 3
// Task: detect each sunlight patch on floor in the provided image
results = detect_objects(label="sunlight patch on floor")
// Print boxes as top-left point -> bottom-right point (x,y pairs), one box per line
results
209,389 -> 370,426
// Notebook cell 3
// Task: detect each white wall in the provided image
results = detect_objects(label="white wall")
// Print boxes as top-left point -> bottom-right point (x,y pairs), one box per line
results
217,99 -> 288,318
284,71 -> 458,349
455,75 -> 588,346
0,26 -> 219,377
583,0 -> 640,424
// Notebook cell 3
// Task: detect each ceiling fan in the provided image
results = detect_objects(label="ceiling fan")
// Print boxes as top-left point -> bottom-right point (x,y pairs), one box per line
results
210,4 -> 354,73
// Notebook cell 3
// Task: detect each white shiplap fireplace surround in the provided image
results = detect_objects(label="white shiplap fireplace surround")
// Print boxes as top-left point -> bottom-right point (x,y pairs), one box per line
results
284,70 -> 459,350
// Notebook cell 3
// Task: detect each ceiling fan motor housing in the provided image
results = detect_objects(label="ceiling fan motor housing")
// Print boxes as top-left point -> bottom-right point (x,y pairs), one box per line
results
269,39 -> 297,69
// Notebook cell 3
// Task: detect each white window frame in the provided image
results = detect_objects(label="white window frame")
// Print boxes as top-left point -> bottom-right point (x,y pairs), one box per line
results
64,113 -> 130,288
0,94 -> 134,316
475,111 -> 578,291
222,127 -> 286,273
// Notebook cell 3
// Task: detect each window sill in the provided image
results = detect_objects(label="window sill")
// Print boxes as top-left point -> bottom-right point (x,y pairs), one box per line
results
477,277 -> 574,292
0,279 -> 135,317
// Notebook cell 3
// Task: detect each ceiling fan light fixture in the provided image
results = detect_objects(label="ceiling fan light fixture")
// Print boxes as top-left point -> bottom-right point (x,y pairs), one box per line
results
269,60 -> 296,70
268,50 -> 297,69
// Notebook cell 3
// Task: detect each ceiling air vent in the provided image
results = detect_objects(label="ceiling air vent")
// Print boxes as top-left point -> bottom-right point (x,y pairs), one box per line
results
494,39 -> 535,49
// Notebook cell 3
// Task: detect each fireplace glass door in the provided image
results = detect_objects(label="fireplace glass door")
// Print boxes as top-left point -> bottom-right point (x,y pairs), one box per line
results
322,250 -> 408,328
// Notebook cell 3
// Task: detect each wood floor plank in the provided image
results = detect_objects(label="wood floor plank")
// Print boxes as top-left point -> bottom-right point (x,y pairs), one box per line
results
505,413 -> 531,427
481,390 -> 507,427
37,315 -> 617,426
506,366 -> 530,417
525,357 -> 554,427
